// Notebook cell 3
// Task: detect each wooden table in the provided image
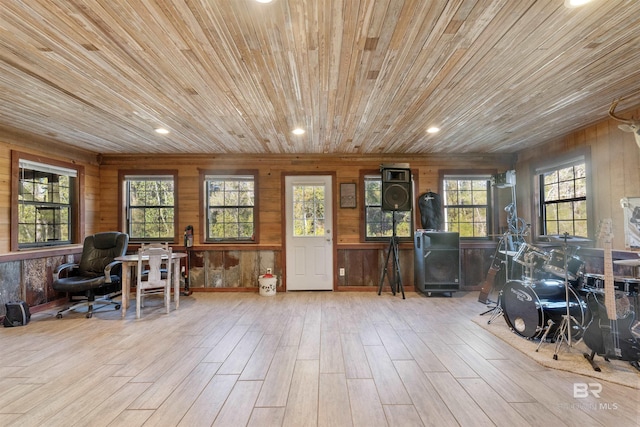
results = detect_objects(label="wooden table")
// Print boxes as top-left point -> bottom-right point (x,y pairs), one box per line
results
115,252 -> 187,317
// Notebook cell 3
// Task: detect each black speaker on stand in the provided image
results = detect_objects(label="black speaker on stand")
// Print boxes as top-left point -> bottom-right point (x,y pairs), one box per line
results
378,165 -> 413,298
381,167 -> 412,212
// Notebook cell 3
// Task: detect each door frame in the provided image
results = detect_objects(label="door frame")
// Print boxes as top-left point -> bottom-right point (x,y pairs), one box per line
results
281,172 -> 337,291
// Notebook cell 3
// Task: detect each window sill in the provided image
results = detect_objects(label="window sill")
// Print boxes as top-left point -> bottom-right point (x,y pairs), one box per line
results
1,244 -> 83,262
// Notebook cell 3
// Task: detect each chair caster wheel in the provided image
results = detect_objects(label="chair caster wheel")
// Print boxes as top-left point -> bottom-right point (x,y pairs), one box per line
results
115,304 -> 121,310
56,313 -> 63,319
86,313 -> 93,318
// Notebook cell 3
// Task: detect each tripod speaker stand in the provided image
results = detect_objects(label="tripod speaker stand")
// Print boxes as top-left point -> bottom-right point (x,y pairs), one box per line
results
378,211 -> 405,299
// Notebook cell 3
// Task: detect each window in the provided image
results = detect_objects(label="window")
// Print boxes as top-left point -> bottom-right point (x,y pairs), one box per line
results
442,175 -> 491,238
539,161 -> 587,237
16,157 -> 79,248
364,175 -> 412,240
292,184 -> 325,236
125,174 -> 175,241
204,173 -> 256,242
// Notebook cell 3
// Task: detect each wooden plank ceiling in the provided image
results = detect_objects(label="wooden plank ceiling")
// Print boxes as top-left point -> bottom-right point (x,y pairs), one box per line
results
1,0 -> 639,155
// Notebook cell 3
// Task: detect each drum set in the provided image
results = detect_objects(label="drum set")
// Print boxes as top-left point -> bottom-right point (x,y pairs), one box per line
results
491,235 -> 640,356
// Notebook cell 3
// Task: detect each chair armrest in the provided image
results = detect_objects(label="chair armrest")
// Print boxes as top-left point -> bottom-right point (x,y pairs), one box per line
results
54,263 -> 79,281
104,260 -> 123,283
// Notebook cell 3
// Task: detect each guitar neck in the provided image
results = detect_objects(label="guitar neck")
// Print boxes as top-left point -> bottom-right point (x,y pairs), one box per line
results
603,235 -> 616,320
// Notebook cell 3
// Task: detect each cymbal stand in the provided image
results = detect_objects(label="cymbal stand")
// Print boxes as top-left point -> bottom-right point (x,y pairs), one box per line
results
378,211 -> 405,299
553,233 -> 580,360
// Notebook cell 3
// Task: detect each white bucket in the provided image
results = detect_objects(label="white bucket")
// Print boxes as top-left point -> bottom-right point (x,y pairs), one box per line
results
258,274 -> 277,297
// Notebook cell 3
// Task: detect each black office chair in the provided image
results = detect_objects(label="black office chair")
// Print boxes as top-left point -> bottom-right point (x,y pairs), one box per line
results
53,232 -> 129,318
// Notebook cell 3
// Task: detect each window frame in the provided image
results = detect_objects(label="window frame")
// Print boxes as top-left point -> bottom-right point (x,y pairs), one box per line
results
534,151 -> 592,239
440,170 -> 496,240
11,151 -> 84,251
360,170 -> 416,243
119,170 -> 178,244
200,169 -> 259,244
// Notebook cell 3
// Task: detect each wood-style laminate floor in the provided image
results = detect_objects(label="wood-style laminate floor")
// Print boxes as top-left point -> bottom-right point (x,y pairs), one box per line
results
1,291 -> 638,426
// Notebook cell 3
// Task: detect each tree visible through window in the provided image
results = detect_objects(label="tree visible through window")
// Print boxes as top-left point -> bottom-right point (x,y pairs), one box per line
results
442,176 -> 491,238
17,159 -> 76,248
364,176 -> 412,240
125,175 -> 175,240
540,162 -> 587,237
205,175 -> 256,241
292,185 -> 325,236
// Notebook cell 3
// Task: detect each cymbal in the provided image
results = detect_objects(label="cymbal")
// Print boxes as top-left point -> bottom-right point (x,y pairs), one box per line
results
539,235 -> 592,243
613,259 -> 640,267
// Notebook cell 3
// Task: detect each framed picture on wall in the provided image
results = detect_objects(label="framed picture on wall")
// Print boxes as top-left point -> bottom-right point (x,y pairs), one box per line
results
340,183 -> 356,208
621,197 -> 640,249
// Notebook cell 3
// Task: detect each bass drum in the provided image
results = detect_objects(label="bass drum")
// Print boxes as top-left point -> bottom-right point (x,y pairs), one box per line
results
502,279 -> 589,340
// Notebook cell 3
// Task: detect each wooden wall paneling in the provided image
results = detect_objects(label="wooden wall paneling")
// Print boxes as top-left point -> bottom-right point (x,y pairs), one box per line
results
360,248 -> 377,288
257,250 -> 276,278
221,250 -> 240,288
83,163 -> 100,236
99,169 -> 120,232
206,250 -> 224,288
238,250 -> 259,288
0,261 -> 21,313
178,171 -> 200,244
378,246 -> 414,293
0,149 -> 11,252
337,168 -> 361,244
622,131 -> 640,195
400,247 -> 414,291
354,249 -> 376,288
337,206 -> 359,244
340,249 -> 360,287
608,121 -> 629,248
23,257 -> 59,306
339,248 -> 380,288
594,121 -> 613,224
188,250 -> 205,288
416,167 -> 440,196
259,172 -> 283,245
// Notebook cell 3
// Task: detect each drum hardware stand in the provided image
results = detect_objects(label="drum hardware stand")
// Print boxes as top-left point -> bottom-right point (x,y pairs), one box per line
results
378,211 -> 405,299
482,255 -> 510,324
536,319 -> 555,352
553,233 -> 580,360
485,290 -> 505,324
480,231 -> 512,322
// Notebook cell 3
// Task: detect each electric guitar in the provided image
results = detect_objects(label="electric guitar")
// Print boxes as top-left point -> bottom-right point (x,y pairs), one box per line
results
583,219 -> 640,368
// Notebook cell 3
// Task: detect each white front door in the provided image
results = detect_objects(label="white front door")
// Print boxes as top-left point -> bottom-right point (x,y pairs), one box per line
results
285,175 -> 334,291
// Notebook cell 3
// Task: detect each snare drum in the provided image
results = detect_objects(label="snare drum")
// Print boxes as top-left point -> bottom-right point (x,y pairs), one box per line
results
580,274 -> 640,294
543,249 -> 584,281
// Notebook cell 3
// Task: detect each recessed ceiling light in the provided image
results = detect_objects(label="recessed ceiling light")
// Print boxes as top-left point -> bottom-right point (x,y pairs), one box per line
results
564,0 -> 593,7
255,0 -> 273,3
155,127 -> 170,134
292,128 -> 305,135
427,127 -> 440,134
